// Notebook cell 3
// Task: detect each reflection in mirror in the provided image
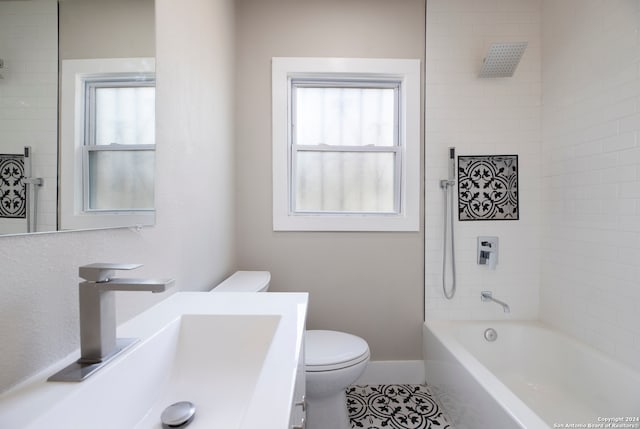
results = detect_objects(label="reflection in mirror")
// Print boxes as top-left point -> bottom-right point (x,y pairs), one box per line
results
0,0 -> 155,236
59,57 -> 155,230
0,0 -> 58,235
88,82 -> 156,210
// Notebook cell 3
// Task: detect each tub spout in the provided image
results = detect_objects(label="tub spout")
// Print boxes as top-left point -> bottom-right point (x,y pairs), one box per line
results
481,291 -> 510,313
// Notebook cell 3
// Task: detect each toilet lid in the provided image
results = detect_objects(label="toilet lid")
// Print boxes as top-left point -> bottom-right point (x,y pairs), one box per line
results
305,330 -> 370,372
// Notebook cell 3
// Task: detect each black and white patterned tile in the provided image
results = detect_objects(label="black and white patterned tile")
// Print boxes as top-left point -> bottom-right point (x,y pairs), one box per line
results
458,155 -> 518,221
347,384 -> 453,429
0,154 -> 26,218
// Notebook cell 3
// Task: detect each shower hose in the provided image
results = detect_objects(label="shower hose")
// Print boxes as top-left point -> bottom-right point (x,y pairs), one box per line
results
442,181 -> 456,299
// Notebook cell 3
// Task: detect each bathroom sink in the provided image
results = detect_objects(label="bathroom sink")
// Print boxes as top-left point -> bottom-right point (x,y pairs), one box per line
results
34,314 -> 279,428
0,292 -> 308,429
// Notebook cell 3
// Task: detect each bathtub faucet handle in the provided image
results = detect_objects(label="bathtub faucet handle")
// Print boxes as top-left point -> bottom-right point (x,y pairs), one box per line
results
477,236 -> 498,269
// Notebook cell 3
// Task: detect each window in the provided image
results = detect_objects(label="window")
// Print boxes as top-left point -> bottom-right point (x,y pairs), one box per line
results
292,80 -> 399,213
83,77 -> 155,212
272,57 -> 420,231
60,58 -> 155,230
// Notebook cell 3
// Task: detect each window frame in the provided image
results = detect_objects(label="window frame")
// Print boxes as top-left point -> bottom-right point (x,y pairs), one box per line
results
82,76 -> 155,213
272,57 -> 421,231
59,58 -> 156,231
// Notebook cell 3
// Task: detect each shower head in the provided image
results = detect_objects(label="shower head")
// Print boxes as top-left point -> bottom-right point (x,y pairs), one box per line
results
478,42 -> 528,78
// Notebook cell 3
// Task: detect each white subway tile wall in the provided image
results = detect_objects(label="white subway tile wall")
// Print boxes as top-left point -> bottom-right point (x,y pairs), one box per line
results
0,0 -> 58,234
425,0 -> 542,320
426,0 -> 640,371
540,0 -> 640,371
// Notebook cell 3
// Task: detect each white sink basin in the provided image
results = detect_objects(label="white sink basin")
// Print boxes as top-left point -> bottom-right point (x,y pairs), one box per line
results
37,315 -> 280,428
0,292 -> 308,429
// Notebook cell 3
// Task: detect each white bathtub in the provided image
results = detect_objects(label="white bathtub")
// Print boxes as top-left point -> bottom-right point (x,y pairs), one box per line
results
423,320 -> 640,429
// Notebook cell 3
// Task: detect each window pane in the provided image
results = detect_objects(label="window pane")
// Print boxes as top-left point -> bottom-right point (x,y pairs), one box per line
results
295,86 -> 395,147
95,86 -> 155,146
295,151 -> 395,212
88,150 -> 154,210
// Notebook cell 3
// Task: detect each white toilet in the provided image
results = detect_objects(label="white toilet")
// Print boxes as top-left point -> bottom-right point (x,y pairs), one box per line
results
212,271 -> 370,429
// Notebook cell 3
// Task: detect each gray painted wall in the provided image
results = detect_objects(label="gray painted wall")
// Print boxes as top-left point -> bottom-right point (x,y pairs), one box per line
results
234,0 -> 426,361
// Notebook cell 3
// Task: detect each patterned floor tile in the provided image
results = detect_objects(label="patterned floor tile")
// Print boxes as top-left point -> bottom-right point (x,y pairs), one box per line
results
347,384 -> 452,429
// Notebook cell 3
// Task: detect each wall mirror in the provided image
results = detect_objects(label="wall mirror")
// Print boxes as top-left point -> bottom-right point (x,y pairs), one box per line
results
0,0 -> 155,236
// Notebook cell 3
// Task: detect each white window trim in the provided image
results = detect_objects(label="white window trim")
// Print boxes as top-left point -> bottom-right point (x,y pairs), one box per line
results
272,57 -> 421,231
59,57 -> 155,231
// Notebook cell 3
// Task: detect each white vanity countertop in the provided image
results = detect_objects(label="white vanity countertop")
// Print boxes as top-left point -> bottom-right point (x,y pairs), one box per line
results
0,291 -> 308,429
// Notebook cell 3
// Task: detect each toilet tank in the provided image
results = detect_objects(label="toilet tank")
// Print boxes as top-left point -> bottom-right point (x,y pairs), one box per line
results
210,271 -> 271,292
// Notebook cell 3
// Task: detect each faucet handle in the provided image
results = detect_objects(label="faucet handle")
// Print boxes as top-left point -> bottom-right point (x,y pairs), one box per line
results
79,263 -> 143,282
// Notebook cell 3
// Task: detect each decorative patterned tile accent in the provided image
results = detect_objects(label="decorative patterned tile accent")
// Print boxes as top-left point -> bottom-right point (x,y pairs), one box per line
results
347,384 -> 453,429
458,155 -> 518,221
0,154 -> 26,218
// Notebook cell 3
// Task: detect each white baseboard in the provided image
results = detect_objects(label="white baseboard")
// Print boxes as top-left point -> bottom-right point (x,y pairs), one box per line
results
354,360 -> 425,385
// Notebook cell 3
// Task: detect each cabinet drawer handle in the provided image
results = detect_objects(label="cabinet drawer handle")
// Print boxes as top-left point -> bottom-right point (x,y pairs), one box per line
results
294,394 -> 306,412
292,417 -> 305,429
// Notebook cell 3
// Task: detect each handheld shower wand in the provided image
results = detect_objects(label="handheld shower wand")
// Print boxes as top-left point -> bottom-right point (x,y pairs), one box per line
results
440,147 -> 456,299
439,148 -> 455,188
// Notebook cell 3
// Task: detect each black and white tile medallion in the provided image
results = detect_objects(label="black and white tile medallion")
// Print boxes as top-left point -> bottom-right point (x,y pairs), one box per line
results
347,384 -> 452,429
457,155 -> 518,221
0,154 -> 26,218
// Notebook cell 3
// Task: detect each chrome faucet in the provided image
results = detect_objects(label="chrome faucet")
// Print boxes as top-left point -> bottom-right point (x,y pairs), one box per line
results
48,263 -> 174,382
480,291 -> 510,313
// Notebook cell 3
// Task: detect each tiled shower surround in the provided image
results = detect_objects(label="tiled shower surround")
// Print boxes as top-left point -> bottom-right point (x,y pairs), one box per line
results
426,0 -> 640,372
425,0 -> 542,320
540,0 -> 640,371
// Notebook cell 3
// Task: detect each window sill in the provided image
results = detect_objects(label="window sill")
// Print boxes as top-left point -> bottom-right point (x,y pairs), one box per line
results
273,212 -> 419,232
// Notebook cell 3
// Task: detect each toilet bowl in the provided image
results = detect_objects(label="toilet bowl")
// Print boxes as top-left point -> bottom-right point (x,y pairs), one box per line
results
305,330 -> 370,429
211,271 -> 370,429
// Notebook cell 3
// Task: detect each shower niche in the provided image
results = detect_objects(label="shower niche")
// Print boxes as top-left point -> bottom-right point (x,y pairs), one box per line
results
457,155 -> 519,221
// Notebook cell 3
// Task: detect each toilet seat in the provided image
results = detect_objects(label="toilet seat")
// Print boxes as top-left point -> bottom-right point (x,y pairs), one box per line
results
305,330 -> 370,372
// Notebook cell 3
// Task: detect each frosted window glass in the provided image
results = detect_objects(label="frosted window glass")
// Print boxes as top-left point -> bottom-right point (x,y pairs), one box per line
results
95,87 -> 155,146
88,150 -> 154,210
295,87 -> 395,147
295,152 -> 395,212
